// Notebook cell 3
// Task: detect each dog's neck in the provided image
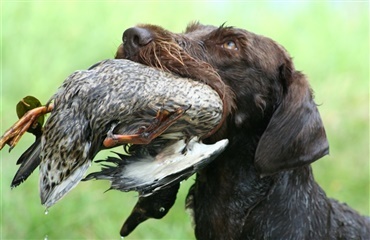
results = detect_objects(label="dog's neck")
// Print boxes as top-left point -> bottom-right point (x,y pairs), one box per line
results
190,132 -> 321,239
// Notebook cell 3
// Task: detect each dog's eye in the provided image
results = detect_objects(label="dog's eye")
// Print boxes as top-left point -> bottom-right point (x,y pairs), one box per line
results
222,41 -> 238,50
176,39 -> 186,49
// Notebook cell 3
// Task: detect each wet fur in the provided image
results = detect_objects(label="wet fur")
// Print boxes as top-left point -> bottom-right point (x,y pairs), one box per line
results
117,22 -> 370,239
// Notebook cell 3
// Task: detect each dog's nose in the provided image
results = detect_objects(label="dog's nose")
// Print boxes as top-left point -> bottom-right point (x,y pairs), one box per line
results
122,27 -> 153,56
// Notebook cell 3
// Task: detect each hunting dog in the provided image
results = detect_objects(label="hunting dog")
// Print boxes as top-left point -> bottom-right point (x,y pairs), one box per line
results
115,22 -> 370,239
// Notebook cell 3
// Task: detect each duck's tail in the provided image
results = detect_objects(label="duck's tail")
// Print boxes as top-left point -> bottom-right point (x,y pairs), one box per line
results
11,136 -> 42,188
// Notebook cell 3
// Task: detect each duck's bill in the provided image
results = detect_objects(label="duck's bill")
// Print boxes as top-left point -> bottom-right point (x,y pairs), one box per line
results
84,137 -> 228,195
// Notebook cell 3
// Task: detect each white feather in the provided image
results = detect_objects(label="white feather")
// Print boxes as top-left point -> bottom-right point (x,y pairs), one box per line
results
120,138 -> 228,190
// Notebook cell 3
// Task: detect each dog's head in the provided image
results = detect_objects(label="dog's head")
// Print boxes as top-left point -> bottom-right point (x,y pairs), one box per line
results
116,22 -> 329,175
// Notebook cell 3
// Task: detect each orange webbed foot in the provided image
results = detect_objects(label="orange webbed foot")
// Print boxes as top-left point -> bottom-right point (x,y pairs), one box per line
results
0,104 -> 53,151
103,105 -> 190,148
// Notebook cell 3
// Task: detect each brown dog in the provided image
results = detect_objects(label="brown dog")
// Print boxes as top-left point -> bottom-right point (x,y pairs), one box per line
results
115,22 -> 370,239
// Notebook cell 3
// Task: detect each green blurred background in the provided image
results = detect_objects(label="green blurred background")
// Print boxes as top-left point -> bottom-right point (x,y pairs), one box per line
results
1,1 -> 369,239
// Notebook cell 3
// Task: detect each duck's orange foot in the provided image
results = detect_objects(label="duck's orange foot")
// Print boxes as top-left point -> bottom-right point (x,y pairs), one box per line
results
0,104 -> 53,151
103,105 -> 190,148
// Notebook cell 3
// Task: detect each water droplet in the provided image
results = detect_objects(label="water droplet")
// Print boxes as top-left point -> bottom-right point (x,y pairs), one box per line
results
159,207 -> 165,212
44,235 -> 48,240
44,208 -> 49,215
121,236 -> 124,240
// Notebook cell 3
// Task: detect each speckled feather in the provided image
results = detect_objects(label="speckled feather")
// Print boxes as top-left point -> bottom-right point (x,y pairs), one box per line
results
39,59 -> 223,207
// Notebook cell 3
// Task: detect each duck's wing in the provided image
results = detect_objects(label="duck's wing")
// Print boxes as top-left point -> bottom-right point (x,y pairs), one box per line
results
84,138 -> 228,195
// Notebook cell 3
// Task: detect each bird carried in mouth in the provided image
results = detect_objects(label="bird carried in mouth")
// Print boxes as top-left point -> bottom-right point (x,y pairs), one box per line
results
0,59 -> 227,208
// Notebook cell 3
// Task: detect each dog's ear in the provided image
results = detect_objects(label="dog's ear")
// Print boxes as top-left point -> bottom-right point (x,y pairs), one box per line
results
255,67 -> 329,176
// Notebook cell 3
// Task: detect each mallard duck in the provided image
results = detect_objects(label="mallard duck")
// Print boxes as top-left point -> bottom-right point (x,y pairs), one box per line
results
0,59 -> 227,208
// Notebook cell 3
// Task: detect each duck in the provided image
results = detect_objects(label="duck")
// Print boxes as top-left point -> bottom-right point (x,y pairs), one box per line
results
0,59 -> 227,208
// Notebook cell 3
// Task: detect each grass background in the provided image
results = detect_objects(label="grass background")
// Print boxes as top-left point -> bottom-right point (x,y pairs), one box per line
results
1,1 -> 369,239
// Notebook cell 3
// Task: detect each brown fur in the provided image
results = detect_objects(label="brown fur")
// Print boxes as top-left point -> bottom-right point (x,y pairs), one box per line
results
116,24 -> 235,140
116,22 -> 370,239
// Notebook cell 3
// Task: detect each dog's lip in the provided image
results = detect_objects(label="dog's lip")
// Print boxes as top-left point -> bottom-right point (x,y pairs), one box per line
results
121,44 -> 135,60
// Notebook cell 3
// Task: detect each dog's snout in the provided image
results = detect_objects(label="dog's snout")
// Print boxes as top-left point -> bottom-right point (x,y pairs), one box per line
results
123,27 -> 153,51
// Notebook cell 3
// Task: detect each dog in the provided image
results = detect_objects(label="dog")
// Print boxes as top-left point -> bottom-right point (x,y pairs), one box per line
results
115,22 -> 370,239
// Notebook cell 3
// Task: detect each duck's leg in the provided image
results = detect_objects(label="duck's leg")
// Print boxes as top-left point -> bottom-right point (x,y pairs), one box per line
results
103,105 -> 190,148
0,104 -> 53,151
